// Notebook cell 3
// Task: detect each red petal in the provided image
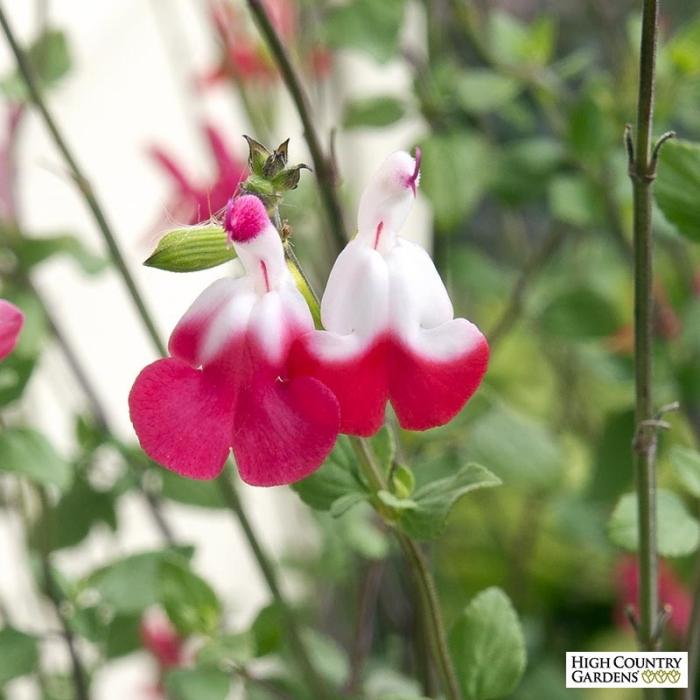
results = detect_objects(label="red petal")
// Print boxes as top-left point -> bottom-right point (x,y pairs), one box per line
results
129,358 -> 234,479
232,370 -> 339,487
290,336 -> 388,437
389,333 -> 489,431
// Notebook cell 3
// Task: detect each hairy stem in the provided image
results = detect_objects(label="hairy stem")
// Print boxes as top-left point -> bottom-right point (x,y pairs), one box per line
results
629,0 -> 660,658
245,0 -> 347,254
0,7 -> 166,357
216,469 -> 331,700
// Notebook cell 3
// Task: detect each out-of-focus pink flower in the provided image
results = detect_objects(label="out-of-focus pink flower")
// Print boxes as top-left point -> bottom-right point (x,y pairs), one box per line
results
140,612 -> 185,669
614,555 -> 692,639
0,299 -> 24,361
201,0 -> 331,87
150,123 -> 247,226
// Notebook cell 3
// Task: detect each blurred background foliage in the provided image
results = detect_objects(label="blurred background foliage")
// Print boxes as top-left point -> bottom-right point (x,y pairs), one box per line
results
2,0 -> 700,699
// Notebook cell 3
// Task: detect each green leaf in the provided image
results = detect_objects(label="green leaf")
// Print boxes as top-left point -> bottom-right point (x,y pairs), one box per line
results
377,489 -> 417,511
0,427 -> 72,490
144,225 -> 236,272
420,132 -> 493,231
164,668 -> 230,700
488,12 -> 556,66
455,69 -> 521,114
197,632 -> 255,669
655,139 -> 700,242
159,558 -> 221,636
32,476 -> 116,551
449,588 -> 526,700
548,175 -> 600,227
104,614 -> 142,659
329,491 -> 368,518
0,627 -> 38,685
468,407 -> 563,489
343,95 -> 406,128
0,355 -> 36,407
251,604 -> 283,657
539,287 -> 620,339
399,463 -> 501,539
158,468 -> 226,508
608,489 -> 700,557
372,426 -> 395,475
292,436 -> 367,511
13,235 -> 106,274
588,409 -> 635,503
324,0 -> 406,63
0,29 -> 71,100
84,548 -> 192,614
671,445 -> 700,498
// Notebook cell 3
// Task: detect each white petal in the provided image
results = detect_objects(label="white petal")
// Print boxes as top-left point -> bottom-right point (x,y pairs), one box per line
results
199,277 -> 258,364
234,223 -> 292,295
247,285 -> 314,367
386,238 -> 453,337
357,151 -> 418,247
321,239 -> 390,342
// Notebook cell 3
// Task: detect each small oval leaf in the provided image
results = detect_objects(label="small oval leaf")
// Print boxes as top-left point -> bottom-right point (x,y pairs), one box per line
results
144,225 -> 236,273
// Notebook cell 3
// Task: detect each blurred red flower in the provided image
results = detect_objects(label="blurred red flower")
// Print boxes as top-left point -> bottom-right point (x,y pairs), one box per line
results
150,123 -> 247,226
614,555 -> 692,640
141,612 -> 185,669
201,0 -> 331,86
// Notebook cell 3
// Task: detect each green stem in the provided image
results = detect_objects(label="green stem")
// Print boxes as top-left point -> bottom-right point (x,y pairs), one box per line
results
349,436 -> 463,700
629,0 -> 660,658
245,0 -> 348,254
215,469 -> 330,700
0,7 -> 166,357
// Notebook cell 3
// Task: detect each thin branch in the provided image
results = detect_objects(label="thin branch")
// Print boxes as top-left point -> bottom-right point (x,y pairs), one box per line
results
488,227 -> 565,348
245,0 -> 348,254
41,558 -> 91,700
629,0 -> 661,663
345,561 -> 384,695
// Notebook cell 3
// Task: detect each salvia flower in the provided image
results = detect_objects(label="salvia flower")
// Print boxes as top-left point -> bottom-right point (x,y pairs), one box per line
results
0,299 -> 24,361
130,195 -> 339,486
150,123 -> 247,226
290,150 -> 489,436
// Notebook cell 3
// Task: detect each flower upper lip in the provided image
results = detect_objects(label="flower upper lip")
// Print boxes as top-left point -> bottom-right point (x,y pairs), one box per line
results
406,146 -> 421,197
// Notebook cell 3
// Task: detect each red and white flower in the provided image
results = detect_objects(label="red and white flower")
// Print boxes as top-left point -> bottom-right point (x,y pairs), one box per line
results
129,195 -> 339,486
0,299 -> 24,361
290,150 -> 489,436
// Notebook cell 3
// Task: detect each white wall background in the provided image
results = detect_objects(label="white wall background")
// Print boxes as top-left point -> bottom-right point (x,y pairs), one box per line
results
0,1 -> 429,697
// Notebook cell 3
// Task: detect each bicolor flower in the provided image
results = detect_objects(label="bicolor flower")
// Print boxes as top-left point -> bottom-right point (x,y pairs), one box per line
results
150,123 -> 247,226
129,195 -> 339,486
0,299 -> 24,361
290,150 -> 489,436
